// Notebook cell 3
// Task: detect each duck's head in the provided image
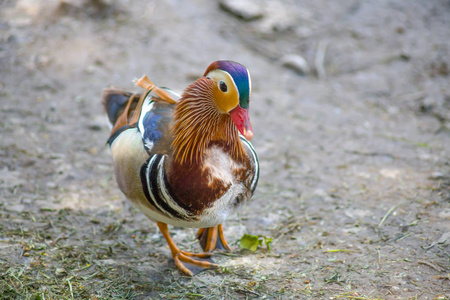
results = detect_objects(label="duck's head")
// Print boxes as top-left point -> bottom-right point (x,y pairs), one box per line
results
203,60 -> 253,141
172,60 -> 254,164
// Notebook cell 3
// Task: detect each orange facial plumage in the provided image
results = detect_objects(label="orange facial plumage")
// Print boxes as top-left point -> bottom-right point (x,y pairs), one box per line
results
171,77 -> 245,165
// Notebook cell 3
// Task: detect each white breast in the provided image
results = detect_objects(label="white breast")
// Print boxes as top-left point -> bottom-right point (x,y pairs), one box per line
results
199,146 -> 246,225
202,146 -> 240,186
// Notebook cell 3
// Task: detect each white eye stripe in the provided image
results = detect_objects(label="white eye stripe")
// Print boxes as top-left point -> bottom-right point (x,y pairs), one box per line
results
205,69 -> 240,98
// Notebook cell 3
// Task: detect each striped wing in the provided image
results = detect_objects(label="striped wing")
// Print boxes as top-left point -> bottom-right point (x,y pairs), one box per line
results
140,154 -> 195,222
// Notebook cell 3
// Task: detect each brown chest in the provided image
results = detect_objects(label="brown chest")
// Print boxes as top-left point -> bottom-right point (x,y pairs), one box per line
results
167,145 -> 252,215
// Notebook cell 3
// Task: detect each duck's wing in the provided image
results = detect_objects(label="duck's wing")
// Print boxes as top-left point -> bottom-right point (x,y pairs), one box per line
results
101,77 -> 181,151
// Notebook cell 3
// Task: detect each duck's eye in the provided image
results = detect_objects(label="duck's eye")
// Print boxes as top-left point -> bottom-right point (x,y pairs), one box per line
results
219,81 -> 228,92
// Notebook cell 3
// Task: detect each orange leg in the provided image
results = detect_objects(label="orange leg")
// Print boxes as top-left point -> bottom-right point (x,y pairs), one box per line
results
157,222 -> 218,276
196,224 -> 232,252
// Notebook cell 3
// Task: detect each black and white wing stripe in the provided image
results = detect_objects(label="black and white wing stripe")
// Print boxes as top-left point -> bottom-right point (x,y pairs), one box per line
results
140,154 -> 194,221
239,136 -> 259,194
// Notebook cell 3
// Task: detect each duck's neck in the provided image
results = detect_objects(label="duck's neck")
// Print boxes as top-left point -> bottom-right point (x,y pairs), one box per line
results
171,77 -> 245,165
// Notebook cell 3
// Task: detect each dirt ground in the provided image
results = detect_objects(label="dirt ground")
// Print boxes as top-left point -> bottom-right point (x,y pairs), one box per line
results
1,0 -> 449,299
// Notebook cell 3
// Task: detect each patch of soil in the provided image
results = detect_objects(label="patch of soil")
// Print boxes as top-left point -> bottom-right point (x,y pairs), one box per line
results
1,0 -> 449,299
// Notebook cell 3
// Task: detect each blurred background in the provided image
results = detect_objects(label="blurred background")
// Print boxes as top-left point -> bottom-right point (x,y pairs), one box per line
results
1,0 -> 449,298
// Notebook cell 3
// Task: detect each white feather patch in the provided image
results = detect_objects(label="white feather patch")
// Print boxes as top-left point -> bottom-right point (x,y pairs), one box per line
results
137,95 -> 155,149
202,146 -> 240,186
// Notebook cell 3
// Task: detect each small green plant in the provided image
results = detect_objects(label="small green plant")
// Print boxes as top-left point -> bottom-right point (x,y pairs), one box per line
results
239,234 -> 273,252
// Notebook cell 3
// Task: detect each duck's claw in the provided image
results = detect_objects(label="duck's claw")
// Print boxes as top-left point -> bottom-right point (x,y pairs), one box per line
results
173,250 -> 218,276
197,224 -> 232,252
157,222 -> 218,276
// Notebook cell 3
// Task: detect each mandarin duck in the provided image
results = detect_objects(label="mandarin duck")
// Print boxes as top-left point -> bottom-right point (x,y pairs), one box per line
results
102,61 -> 259,276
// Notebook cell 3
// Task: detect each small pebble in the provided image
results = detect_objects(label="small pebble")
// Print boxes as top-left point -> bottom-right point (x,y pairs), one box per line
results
47,182 -> 57,189
88,124 -> 102,131
219,0 -> 264,21
429,172 -> 445,180
85,65 -> 96,74
9,204 -> 26,213
280,54 -> 311,75
438,210 -> 450,220
22,198 -> 33,204
55,268 -> 66,276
